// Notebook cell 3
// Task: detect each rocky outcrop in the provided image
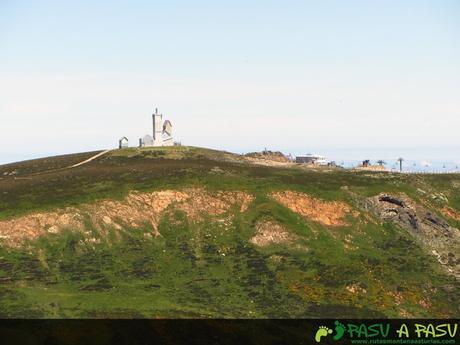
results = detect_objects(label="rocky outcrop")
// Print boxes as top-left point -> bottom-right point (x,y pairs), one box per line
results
0,188 -> 254,246
244,151 -> 290,163
250,220 -> 293,247
367,193 -> 460,279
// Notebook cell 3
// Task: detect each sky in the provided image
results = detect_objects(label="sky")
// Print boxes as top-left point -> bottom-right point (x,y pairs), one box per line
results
0,0 -> 459,165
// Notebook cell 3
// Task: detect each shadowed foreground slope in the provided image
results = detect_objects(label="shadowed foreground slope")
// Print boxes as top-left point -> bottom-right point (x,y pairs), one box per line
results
0,146 -> 459,318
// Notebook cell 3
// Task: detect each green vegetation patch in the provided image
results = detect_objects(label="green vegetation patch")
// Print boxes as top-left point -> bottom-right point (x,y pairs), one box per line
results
0,147 -> 459,318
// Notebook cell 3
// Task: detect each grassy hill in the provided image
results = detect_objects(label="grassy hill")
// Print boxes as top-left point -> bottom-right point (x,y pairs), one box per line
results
0,146 -> 459,318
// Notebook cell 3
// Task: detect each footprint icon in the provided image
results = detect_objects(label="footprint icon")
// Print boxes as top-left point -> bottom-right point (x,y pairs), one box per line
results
315,326 -> 333,343
333,321 -> 346,340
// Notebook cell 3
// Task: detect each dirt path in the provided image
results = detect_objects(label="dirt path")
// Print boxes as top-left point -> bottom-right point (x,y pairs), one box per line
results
68,150 -> 111,168
9,150 -> 112,178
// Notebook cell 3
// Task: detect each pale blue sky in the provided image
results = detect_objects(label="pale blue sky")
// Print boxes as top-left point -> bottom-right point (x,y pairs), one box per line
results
1,1 -> 459,164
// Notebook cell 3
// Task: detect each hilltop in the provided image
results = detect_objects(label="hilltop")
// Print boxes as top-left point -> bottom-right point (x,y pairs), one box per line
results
0,146 -> 459,318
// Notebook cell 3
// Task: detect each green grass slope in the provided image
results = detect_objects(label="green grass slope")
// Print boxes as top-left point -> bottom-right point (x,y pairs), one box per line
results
0,146 -> 459,318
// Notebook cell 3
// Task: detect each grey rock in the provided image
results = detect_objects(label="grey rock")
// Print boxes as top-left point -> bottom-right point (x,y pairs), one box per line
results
367,193 -> 460,280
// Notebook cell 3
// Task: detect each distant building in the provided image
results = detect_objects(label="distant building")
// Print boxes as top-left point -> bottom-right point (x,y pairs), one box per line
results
296,153 -> 328,165
140,135 -> 154,147
140,108 -> 174,147
119,136 -> 128,149
162,120 -> 173,146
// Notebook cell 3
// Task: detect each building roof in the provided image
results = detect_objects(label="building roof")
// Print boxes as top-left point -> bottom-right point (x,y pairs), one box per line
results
163,120 -> 172,136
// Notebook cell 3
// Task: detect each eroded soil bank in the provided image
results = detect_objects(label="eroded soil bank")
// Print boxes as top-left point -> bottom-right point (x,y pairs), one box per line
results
270,191 -> 357,226
0,188 -> 254,246
0,188 -> 361,246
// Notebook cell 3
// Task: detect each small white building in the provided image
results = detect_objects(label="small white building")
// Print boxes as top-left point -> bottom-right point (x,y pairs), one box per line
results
140,108 -> 174,147
119,136 -> 129,149
141,135 -> 154,147
296,153 -> 328,165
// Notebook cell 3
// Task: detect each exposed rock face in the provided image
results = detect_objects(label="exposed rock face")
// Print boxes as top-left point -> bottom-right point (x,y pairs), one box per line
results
0,211 -> 84,244
367,193 -> 460,279
244,151 -> 290,163
250,220 -> 292,247
0,188 -> 254,246
271,191 -> 356,226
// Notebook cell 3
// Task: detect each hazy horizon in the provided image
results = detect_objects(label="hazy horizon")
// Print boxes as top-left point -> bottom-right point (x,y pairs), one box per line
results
1,1 -> 459,165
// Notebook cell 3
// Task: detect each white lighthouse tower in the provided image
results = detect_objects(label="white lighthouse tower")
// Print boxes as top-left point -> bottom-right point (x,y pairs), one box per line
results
138,107 -> 174,147
152,108 -> 164,146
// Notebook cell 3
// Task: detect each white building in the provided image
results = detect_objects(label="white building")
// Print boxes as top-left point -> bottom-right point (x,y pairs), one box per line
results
140,108 -> 174,147
119,136 -> 129,149
296,153 -> 328,165
141,135 -> 154,147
